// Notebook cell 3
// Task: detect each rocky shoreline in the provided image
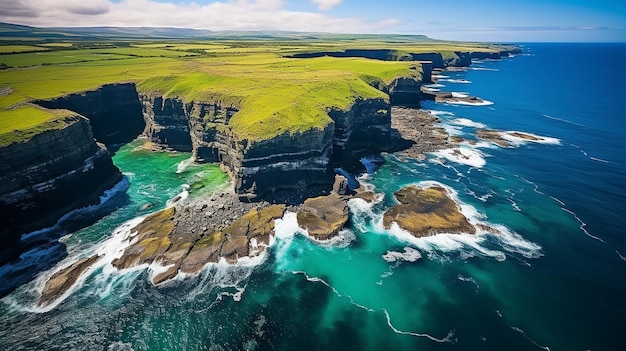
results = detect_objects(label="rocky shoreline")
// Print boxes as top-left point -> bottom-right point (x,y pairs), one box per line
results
390,107 -> 451,160
37,105 -> 447,306
35,46 -> 525,305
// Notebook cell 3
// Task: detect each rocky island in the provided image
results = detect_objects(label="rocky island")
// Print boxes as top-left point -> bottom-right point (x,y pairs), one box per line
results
383,185 -> 475,237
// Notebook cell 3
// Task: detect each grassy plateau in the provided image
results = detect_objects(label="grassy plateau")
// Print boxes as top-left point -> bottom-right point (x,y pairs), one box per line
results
0,24 -> 513,144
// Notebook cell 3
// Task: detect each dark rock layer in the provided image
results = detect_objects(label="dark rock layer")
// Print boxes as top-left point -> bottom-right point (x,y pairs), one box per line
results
0,115 -> 122,252
35,83 -> 145,147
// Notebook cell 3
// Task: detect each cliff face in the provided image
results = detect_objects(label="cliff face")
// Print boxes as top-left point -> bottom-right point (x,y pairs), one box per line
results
141,95 -> 193,152
35,83 -> 144,147
449,52 -> 472,67
0,115 -> 122,250
388,77 -> 422,107
328,97 -> 392,162
139,94 -> 398,200
235,126 -> 335,199
410,53 -> 445,68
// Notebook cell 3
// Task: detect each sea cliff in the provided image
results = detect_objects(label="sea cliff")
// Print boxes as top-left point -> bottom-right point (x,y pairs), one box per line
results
0,113 -> 121,257
0,43 -> 521,248
35,83 -> 145,147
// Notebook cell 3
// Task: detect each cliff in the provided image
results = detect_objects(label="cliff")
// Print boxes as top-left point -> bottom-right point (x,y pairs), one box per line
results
139,93 -> 399,201
0,113 -> 122,254
35,83 -> 145,147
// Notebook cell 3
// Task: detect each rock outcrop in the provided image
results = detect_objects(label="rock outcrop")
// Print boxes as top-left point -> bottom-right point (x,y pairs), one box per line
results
389,107 -> 450,160
111,201 -> 286,285
35,83 -> 145,147
383,185 -> 475,237
296,193 -> 349,240
38,255 -> 100,307
0,114 -> 122,254
476,129 -> 544,147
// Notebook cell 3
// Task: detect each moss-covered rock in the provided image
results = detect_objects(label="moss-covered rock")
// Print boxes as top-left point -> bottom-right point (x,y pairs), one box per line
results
297,193 -> 349,240
112,203 -> 285,280
383,185 -> 475,237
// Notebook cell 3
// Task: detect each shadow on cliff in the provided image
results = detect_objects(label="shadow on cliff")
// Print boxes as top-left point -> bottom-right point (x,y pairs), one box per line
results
0,178 -> 131,299
34,83 -> 146,153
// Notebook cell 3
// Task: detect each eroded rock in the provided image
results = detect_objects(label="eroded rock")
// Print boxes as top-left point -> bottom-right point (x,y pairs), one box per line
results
111,201 -> 285,283
383,185 -> 475,238
38,255 -> 100,307
297,193 -> 349,240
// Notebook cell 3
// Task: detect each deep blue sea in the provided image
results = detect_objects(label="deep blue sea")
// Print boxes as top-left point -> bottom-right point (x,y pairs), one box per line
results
1,43 -> 625,351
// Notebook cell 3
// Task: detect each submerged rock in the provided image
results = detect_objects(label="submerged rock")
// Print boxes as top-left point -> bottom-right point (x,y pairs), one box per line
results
383,185 -> 475,238
38,254 -> 100,307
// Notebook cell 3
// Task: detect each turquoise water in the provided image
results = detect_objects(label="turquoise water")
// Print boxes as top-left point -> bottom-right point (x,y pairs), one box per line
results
1,43 -> 625,350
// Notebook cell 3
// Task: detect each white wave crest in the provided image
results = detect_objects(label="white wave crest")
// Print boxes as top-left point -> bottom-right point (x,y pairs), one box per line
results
431,147 -> 487,168
450,118 -> 486,129
166,184 -> 189,207
451,92 -> 469,98
26,215 -> 145,313
444,99 -> 494,106
470,67 -> 499,71
425,109 -> 455,117
499,131 -> 561,146
440,79 -> 472,84
21,177 -> 130,242
175,156 -> 194,174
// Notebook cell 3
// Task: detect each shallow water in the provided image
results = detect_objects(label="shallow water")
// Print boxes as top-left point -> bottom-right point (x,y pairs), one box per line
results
1,43 -> 625,351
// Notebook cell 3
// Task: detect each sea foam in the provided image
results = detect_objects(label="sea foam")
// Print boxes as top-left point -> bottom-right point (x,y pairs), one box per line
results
450,118 -> 486,129
431,147 -> 487,168
382,181 -> 542,262
499,131 -> 561,146
382,247 -> 422,263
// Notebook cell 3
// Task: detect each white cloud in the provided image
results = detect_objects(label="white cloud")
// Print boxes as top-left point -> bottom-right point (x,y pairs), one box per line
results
0,0 -> 396,33
310,0 -> 342,11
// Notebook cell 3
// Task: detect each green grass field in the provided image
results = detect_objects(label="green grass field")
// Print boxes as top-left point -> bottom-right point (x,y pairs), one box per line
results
0,30 -> 515,144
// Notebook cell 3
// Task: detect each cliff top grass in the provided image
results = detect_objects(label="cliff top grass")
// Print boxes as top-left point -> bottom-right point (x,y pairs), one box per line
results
0,105 -> 79,147
0,31 -> 515,143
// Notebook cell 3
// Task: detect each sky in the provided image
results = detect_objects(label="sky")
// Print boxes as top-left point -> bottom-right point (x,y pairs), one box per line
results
1,0 -> 625,42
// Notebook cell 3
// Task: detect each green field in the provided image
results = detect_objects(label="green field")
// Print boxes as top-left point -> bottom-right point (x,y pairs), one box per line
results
0,27 -> 514,144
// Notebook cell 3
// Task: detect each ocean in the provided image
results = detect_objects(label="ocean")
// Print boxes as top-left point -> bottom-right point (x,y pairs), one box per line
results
1,43 -> 625,351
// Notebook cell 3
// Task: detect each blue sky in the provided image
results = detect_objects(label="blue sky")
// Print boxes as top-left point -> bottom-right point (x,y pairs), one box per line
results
1,0 -> 624,41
